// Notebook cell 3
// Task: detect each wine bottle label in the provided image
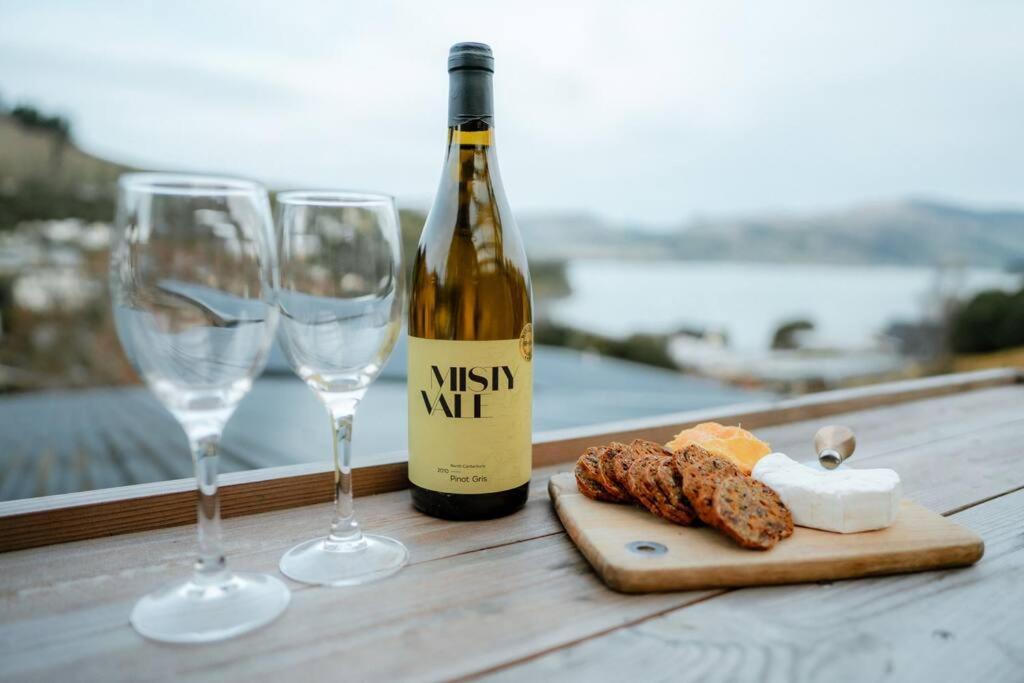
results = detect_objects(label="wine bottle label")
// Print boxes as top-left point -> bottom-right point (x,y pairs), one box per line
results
407,334 -> 532,494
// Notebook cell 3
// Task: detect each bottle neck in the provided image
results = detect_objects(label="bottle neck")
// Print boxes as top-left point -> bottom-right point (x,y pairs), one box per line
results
448,68 -> 493,128
447,128 -> 494,147
441,67 -> 501,213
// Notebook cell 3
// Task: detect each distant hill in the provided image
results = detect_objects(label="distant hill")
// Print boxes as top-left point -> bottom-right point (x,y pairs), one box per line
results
515,213 -> 667,261
3,107 -> 1020,268
0,112 -> 129,229
0,113 -> 126,186
677,200 -> 1024,268
519,200 -> 1024,269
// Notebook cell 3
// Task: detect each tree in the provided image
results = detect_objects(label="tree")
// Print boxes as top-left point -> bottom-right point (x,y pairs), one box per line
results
950,288 -> 1024,353
10,104 -> 72,139
772,319 -> 814,350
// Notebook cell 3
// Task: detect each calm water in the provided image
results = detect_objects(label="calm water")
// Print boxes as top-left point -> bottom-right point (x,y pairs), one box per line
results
550,261 -> 1021,350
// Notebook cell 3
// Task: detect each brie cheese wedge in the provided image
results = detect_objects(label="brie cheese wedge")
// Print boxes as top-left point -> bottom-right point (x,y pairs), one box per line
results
752,452 -> 901,533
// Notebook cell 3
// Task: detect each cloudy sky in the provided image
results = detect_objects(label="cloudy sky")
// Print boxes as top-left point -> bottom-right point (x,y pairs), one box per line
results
1,1 -> 1021,224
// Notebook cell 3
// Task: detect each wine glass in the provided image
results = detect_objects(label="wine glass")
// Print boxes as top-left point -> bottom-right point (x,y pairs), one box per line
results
110,173 -> 290,642
275,191 -> 407,586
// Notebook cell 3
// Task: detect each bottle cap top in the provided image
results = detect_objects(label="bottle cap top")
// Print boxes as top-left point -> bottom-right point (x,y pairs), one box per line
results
448,42 -> 494,73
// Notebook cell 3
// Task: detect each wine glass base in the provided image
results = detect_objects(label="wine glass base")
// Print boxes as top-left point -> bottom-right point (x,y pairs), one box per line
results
279,534 -> 409,586
130,572 -> 290,643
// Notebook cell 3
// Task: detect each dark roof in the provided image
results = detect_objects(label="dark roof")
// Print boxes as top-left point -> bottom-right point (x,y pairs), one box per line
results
0,338 -> 771,501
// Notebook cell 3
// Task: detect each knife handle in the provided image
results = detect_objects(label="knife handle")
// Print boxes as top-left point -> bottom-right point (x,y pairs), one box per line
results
815,425 -> 856,470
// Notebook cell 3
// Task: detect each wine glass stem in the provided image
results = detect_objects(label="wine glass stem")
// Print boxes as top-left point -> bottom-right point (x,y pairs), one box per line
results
190,433 -> 228,582
328,411 -> 365,549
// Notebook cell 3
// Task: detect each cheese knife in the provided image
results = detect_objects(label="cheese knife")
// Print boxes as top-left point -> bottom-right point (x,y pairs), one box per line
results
815,425 -> 856,470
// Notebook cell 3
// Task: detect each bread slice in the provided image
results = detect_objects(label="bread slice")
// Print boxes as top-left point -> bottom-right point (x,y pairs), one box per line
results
676,445 -> 743,526
625,453 -> 664,512
652,459 -> 699,526
575,449 -> 619,503
630,438 -> 674,461
709,476 -> 794,549
594,443 -> 633,503
577,440 -> 793,551
623,440 -> 697,525
605,441 -> 638,495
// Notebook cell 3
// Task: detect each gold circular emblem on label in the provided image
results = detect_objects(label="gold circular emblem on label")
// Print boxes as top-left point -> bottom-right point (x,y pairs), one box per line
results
519,323 -> 533,361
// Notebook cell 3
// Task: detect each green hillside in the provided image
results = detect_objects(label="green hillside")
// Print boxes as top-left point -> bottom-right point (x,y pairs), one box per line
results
0,111 -> 129,229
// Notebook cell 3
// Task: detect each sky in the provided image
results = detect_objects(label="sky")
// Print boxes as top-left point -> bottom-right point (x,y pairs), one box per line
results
1,0 -> 1021,225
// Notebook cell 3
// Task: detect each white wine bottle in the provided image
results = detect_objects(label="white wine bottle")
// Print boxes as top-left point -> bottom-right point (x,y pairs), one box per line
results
408,42 -> 533,520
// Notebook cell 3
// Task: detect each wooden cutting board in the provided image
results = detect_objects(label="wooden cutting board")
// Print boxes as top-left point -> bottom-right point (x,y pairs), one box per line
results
549,472 -> 984,593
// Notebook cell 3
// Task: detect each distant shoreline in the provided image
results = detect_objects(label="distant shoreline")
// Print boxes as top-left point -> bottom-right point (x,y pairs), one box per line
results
547,259 -> 1020,350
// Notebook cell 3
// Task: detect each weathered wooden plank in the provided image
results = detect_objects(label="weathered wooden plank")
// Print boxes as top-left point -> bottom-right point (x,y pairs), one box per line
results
0,460 -> 408,553
8,398 -> 1010,598
482,488 -> 1024,683
848,418 -> 1024,513
1,371 -> 1018,551
0,525 -> 717,682
753,383 -> 1024,461
530,368 -> 1020,467
4,401 -> 1018,613
2,390 -> 1022,682
0,471 -> 559,613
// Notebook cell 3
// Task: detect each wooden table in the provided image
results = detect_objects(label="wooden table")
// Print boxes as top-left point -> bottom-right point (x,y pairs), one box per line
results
1,369 -> 1022,682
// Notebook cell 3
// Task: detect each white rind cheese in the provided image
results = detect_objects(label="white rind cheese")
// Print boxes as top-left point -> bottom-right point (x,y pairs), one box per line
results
752,453 -> 901,533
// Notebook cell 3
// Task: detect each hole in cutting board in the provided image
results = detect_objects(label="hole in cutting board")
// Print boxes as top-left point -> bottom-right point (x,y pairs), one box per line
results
626,541 -> 668,556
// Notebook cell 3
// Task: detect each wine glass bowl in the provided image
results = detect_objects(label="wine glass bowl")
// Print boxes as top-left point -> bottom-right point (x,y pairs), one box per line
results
111,173 -> 290,642
275,190 -> 408,586
113,175 -> 277,416
276,198 -> 400,393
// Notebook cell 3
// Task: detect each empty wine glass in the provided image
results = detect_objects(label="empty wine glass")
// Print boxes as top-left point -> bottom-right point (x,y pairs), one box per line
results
110,173 -> 290,642
275,191 -> 407,586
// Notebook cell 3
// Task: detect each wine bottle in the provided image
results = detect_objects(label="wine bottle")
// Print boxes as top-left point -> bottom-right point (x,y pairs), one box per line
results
408,42 -> 533,520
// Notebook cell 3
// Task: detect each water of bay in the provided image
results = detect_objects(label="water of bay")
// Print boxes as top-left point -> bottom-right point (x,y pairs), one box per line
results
549,260 -> 1020,350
